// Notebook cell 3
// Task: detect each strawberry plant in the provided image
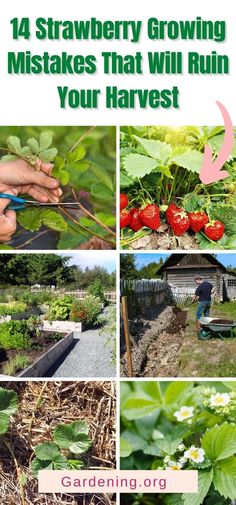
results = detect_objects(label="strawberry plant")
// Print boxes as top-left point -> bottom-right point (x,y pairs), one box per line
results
120,126 -> 236,250
31,419 -> 92,474
0,387 -> 18,434
120,381 -> 236,504
0,126 -> 116,250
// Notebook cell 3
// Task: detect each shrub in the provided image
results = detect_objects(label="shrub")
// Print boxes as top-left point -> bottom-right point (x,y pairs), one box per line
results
0,321 -> 31,350
2,355 -> 31,375
0,294 -> 7,303
70,296 -> 102,325
0,301 -> 27,316
48,295 -> 74,321
88,279 -> 107,304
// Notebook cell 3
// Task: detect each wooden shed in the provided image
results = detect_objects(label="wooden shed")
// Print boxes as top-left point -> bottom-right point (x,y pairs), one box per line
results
158,254 -> 236,302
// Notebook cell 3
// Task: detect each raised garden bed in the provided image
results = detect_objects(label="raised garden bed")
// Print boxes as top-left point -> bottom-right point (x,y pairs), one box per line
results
19,330 -> 73,377
42,320 -> 83,332
0,307 -> 42,323
0,330 -> 67,377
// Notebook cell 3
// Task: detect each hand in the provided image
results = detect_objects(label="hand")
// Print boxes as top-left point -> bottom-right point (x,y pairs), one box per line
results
0,190 -> 17,243
0,159 -> 62,202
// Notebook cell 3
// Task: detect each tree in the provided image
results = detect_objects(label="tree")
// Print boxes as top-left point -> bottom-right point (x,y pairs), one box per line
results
120,254 -> 137,280
137,261 -> 162,279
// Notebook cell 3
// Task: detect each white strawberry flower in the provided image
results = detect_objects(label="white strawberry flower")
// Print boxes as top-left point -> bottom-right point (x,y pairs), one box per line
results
209,392 -> 230,407
164,455 -> 171,463
174,406 -> 194,422
168,460 -> 183,470
179,456 -> 188,465
184,446 -> 205,463
177,443 -> 185,451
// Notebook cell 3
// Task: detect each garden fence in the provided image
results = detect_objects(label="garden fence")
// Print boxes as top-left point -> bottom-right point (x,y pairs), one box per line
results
120,279 -> 171,318
4,288 -> 117,302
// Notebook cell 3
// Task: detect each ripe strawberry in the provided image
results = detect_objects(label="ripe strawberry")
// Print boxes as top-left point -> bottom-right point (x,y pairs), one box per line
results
120,209 -> 131,228
188,211 -> 209,233
170,211 -> 190,236
166,203 -> 182,224
139,204 -> 161,230
204,221 -> 225,241
120,193 -> 129,211
129,208 -> 143,232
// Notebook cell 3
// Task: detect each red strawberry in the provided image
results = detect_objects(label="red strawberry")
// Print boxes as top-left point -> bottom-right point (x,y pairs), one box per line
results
203,221 -> 225,241
170,211 -> 190,236
188,211 -> 209,233
120,209 -> 131,229
139,204 -> 161,230
166,203 -> 182,224
120,193 -> 129,211
130,208 -> 143,232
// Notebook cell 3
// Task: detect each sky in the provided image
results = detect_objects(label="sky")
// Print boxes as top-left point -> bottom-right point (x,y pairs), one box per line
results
61,252 -> 116,273
133,253 -> 236,269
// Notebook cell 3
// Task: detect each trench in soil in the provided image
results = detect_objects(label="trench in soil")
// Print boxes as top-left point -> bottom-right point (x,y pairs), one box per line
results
120,305 -> 188,377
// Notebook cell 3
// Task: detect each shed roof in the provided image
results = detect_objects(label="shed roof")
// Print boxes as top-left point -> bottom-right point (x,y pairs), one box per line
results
158,254 -> 226,273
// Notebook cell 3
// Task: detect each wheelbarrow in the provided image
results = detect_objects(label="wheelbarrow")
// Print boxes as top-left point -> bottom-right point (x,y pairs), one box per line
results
198,317 -> 236,341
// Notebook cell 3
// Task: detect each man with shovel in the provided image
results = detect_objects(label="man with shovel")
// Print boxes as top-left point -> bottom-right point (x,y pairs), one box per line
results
193,275 -> 215,331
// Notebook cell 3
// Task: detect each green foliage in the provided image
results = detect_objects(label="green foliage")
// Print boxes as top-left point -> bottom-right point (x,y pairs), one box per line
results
70,295 -> 102,325
120,254 -> 137,280
120,381 -> 236,504
0,320 -> 31,349
53,420 -> 92,454
98,304 -> 116,364
48,295 -> 74,321
120,126 -> 236,250
2,355 -> 31,375
0,387 -> 18,434
2,132 -> 57,164
0,126 -> 116,249
31,419 -> 91,475
0,253 -> 75,287
0,301 -> 27,316
88,279 -> 106,303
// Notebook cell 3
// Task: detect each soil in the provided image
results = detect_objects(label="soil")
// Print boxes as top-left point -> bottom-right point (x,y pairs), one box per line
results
0,381 -> 116,505
120,305 -> 188,377
129,229 -> 198,250
207,319 -> 234,324
0,331 -> 67,375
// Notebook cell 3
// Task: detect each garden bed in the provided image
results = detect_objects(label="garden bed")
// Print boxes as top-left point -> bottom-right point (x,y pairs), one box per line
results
0,330 -> 67,376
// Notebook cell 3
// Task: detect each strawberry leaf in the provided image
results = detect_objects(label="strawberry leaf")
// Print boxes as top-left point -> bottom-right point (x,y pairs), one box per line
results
123,154 -> 159,178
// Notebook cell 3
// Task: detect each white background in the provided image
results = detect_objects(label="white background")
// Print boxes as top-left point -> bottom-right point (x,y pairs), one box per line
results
0,0 -> 235,125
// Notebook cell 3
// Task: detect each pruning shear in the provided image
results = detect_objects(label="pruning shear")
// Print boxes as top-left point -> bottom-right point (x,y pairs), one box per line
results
0,193 -> 81,211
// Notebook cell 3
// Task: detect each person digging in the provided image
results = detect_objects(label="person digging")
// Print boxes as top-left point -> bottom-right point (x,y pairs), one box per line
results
192,275 -> 215,332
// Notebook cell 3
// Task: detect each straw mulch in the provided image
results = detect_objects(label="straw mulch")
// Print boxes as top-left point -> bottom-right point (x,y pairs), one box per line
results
0,381 -> 116,505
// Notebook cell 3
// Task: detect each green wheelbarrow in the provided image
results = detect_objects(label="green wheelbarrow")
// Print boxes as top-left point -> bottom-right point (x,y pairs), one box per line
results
198,317 -> 236,341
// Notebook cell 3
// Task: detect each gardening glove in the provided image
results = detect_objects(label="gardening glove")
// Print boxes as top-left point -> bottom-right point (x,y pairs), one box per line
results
0,159 -> 62,202
0,190 -> 17,243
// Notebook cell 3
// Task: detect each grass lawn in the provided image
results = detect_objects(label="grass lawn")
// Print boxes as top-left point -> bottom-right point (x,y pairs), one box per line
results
178,301 -> 236,377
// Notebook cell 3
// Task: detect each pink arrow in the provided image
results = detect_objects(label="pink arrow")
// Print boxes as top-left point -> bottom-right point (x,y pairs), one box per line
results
199,101 -> 234,184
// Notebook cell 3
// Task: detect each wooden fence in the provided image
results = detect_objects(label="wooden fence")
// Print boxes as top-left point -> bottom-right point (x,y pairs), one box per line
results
120,279 -> 170,318
31,288 -> 116,302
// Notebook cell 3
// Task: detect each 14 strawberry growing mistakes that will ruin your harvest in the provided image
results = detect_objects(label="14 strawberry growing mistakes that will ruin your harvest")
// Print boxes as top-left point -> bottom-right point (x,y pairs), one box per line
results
120,126 -> 236,250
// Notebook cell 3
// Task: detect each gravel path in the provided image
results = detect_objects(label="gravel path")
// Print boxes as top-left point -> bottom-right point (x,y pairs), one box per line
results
47,326 -> 115,378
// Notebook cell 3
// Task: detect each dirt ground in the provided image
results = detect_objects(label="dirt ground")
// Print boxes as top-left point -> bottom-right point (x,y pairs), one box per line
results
128,229 -> 199,250
120,302 -> 236,378
0,381 -> 116,505
120,305 -> 187,377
